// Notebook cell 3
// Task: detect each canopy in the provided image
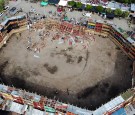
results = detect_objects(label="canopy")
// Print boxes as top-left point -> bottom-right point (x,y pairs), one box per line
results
48,0 -> 60,4
58,0 -> 67,6
2,93 -> 13,100
64,16 -> 69,21
83,13 -> 92,17
40,1 -> 48,6
44,106 -> 56,113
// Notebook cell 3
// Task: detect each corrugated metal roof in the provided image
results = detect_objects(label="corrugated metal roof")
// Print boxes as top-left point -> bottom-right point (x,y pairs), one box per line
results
93,96 -> 125,115
112,108 -> 126,115
0,14 -> 26,31
9,102 -> 24,114
67,105 -> 92,115
127,37 -> 135,45
131,4 -> 135,11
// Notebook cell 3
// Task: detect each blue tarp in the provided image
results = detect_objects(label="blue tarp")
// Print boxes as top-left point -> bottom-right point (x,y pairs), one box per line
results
41,1 -> 48,6
112,108 -> 127,115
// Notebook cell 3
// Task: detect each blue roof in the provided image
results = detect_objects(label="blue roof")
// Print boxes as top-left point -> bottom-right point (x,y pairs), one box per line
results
112,108 -> 127,115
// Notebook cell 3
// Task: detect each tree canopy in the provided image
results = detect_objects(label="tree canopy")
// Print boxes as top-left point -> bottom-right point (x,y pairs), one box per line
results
68,1 -> 76,7
75,2 -> 83,9
85,4 -> 93,11
96,5 -> 103,13
114,9 -> 123,17
106,8 -> 112,13
0,0 -> 5,12
122,11 -> 129,18
114,0 -> 135,3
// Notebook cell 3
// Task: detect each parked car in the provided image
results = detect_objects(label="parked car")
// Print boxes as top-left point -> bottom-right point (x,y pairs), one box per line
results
4,6 -> 9,11
0,12 -> 4,17
9,7 -> 18,15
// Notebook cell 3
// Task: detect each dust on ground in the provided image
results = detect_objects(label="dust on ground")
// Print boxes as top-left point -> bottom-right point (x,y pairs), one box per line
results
0,25 -> 132,109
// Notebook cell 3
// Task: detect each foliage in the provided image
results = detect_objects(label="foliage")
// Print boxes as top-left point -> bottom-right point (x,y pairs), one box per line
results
106,8 -> 112,13
114,8 -> 123,17
75,2 -> 83,9
123,0 -> 129,3
0,0 -> 4,12
122,11 -> 129,18
85,4 -> 93,11
96,5 -> 103,13
114,0 -> 135,3
68,1 -> 76,7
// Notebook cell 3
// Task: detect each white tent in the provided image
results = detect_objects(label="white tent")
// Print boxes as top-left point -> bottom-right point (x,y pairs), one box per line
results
58,0 -> 68,6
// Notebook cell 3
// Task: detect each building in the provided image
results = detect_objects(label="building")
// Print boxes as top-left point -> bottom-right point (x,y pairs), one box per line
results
0,84 -> 92,115
86,20 -> 135,60
0,14 -> 27,48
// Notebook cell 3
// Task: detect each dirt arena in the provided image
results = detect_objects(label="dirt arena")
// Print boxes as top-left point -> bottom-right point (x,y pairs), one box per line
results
0,25 -> 133,109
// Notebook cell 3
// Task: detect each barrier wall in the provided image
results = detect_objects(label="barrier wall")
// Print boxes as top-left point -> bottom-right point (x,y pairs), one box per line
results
0,15 -> 27,49
0,16 -> 134,60
87,21 -> 135,60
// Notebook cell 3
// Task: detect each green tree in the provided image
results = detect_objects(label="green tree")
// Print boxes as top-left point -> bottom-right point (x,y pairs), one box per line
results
4,0 -> 9,5
122,11 -> 129,18
106,8 -> 112,13
131,0 -> 135,3
85,4 -> 93,11
114,9 -> 123,17
0,0 -> 4,12
96,5 -> 103,13
68,1 -> 76,7
123,0 -> 129,3
75,2 -> 83,9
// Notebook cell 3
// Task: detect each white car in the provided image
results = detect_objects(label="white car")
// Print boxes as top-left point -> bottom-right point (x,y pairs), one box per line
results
4,6 -> 9,11
82,13 -> 92,18
0,12 -> 4,17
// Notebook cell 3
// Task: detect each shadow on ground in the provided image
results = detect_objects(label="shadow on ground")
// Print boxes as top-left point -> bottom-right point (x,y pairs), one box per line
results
0,50 -> 133,110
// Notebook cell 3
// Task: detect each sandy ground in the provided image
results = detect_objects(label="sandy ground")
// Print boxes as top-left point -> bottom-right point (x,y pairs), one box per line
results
0,0 -> 133,109
0,25 -> 133,110
0,25 -> 117,92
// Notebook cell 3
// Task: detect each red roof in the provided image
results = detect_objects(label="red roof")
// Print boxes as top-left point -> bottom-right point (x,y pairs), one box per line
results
12,96 -> 24,104
33,102 -> 44,110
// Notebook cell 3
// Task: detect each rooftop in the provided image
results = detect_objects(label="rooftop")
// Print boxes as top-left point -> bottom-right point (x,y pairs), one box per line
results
131,4 -> 135,12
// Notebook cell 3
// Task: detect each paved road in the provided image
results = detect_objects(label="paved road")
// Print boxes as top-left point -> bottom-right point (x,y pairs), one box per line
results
1,0 -> 134,31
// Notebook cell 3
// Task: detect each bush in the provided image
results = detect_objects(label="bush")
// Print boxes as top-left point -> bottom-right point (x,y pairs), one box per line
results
122,11 -> 129,18
75,2 -> 83,9
0,0 -> 4,12
114,0 -> 135,3
114,9 -> 123,17
85,4 -> 93,11
96,5 -> 103,13
106,8 -> 112,13
68,1 -> 76,7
